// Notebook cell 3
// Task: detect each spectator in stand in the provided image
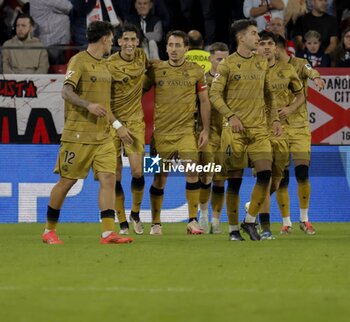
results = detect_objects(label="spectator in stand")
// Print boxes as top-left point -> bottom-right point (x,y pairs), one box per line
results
127,0 -> 162,60
0,0 -> 28,45
332,26 -> 350,67
243,0 -> 288,32
307,0 -> 334,16
2,13 -> 49,74
127,0 -> 171,33
30,0 -> 72,65
268,16 -> 296,55
284,0 -> 307,39
179,0 -> 216,46
70,0 -> 124,47
293,0 -> 338,54
184,30 -> 211,72
297,30 -> 331,66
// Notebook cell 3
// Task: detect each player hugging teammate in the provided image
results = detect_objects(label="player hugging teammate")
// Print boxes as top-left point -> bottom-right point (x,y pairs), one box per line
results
43,19 -> 323,244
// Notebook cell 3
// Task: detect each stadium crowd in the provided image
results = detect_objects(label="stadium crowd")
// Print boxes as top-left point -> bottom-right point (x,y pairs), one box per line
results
1,0 -> 350,73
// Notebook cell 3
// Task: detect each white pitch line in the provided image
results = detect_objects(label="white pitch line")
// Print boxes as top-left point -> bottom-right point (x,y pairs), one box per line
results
0,286 -> 349,294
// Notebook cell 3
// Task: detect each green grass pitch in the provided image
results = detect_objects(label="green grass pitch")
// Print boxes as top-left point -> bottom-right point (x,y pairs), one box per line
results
0,223 -> 349,322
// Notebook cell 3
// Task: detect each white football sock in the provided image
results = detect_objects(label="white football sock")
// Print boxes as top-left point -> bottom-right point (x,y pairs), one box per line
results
245,213 -> 256,223
229,225 -> 239,233
300,209 -> 309,222
282,217 -> 292,227
102,231 -> 113,238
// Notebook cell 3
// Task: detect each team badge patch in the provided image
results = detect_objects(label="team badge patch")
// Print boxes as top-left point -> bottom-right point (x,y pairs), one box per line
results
65,70 -> 75,80
277,71 -> 285,79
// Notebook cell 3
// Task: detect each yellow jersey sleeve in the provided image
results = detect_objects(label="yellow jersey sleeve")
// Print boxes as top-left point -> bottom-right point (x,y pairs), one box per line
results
64,55 -> 83,89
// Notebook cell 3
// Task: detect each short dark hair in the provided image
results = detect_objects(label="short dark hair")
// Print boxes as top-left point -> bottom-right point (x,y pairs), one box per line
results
87,21 -> 114,44
209,42 -> 229,54
275,34 -> 287,49
15,14 -> 35,27
230,19 -> 257,42
258,30 -> 277,44
116,23 -> 141,40
166,30 -> 189,46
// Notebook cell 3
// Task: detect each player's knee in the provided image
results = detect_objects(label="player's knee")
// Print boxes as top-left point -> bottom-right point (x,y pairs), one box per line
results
279,169 -> 290,188
153,174 -> 167,189
295,165 -> 309,183
131,166 -> 143,178
256,170 -> 271,186
131,176 -> 145,190
58,178 -> 77,192
100,172 -> 115,187
227,178 -> 242,194
200,181 -> 211,190
200,174 -> 213,185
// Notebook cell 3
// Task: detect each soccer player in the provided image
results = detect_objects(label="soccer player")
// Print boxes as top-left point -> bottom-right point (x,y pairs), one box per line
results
210,19 -> 282,241
274,35 -> 324,235
42,21 -> 133,244
146,30 -> 211,235
107,24 -> 148,235
256,31 -> 304,239
197,42 -> 229,234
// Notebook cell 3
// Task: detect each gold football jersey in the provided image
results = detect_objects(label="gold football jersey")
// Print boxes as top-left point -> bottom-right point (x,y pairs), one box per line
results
62,51 -> 113,144
210,52 -> 276,128
147,60 -> 207,135
266,60 -> 303,127
107,48 -> 148,122
197,71 -> 223,135
288,57 -> 320,128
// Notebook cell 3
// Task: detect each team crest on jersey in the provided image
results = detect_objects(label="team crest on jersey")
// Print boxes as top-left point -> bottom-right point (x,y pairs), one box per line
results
237,64 -> 241,68
255,62 -> 262,70
277,71 -> 285,79
213,73 -> 220,82
234,74 -> 241,81
90,76 -> 97,82
183,71 -> 189,77
158,80 -> 164,86
65,70 -> 75,80
163,71 -> 166,75
91,64 -> 95,69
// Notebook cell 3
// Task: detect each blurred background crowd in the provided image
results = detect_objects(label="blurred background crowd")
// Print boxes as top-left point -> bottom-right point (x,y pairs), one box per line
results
0,0 -> 350,74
